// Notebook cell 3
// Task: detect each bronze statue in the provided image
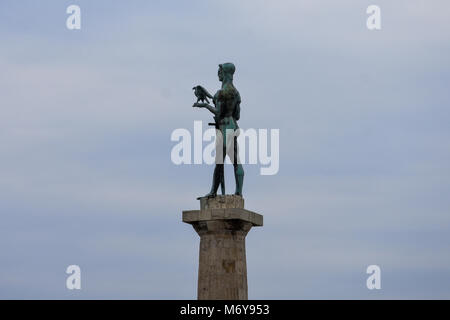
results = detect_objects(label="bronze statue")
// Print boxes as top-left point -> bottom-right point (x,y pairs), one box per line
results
193,63 -> 244,198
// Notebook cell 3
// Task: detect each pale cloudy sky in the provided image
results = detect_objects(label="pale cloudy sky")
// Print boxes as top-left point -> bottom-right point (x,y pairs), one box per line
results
0,0 -> 449,299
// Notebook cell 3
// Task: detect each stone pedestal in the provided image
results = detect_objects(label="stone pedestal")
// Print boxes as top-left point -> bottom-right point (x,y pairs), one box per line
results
183,195 -> 263,300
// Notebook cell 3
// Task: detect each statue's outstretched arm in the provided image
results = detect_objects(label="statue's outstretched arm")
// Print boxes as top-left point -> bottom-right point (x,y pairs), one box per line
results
193,102 -> 221,117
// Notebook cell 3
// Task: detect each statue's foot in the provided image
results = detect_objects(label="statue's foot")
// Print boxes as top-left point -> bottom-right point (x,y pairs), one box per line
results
197,192 -> 217,200
234,191 -> 242,196
205,192 -> 217,198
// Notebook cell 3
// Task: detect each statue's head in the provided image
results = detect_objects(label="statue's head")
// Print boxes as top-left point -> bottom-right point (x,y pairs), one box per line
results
218,63 -> 235,82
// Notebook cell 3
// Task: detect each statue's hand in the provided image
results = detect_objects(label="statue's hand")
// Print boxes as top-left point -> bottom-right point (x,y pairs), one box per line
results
193,102 -> 207,108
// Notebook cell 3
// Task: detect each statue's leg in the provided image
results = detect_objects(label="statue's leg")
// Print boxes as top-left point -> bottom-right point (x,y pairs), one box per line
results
203,164 -> 223,198
233,135 -> 244,196
202,128 -> 225,198
225,130 -> 244,196
220,160 -> 225,196
220,133 -> 226,195
234,164 -> 244,196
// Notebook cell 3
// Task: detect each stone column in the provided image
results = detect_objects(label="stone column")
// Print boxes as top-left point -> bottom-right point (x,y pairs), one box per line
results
183,195 -> 263,300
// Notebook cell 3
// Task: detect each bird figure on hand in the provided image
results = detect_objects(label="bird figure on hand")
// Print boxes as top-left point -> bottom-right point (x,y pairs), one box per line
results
193,85 -> 213,104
